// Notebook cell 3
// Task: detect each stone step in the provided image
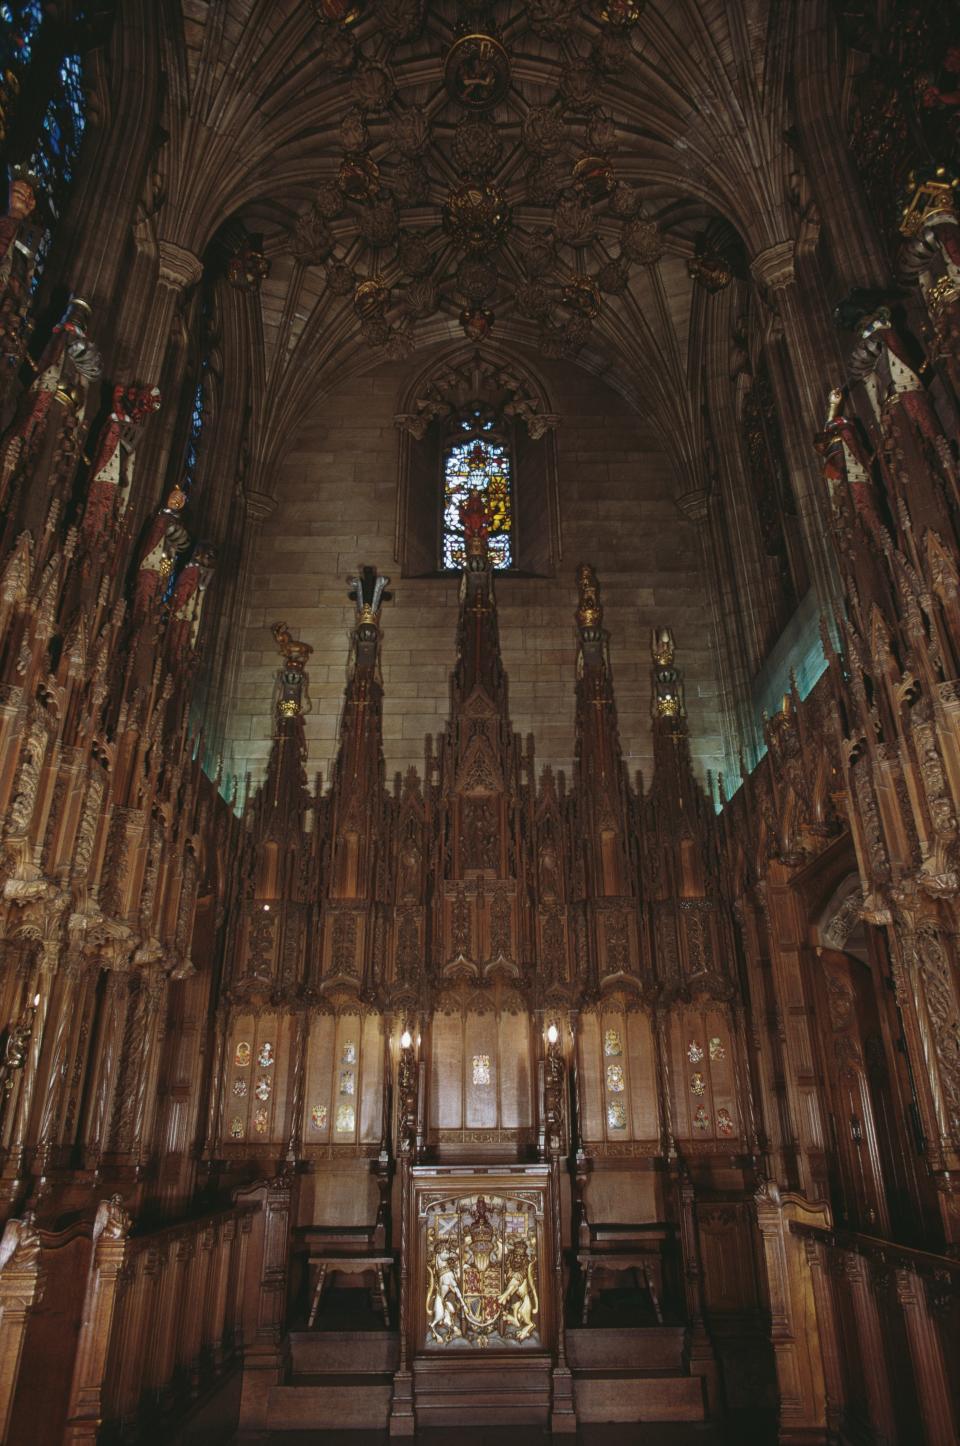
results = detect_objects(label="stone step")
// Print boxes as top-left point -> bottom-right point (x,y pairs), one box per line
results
266,1380 -> 392,1431
572,1370 -> 707,1424
288,1329 -> 399,1376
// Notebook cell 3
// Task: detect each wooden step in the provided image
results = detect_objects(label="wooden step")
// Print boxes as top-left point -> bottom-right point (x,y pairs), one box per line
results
288,1329 -> 399,1376
413,1355 -> 552,1427
266,1380 -> 392,1430
566,1325 -> 687,1373
572,1370 -> 706,1423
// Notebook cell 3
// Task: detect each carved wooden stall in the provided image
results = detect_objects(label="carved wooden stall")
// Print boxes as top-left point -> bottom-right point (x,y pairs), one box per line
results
203,486 -> 764,1432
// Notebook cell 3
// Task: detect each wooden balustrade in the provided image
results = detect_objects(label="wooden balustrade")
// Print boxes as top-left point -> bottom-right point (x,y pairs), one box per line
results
789,1223 -> 960,1446
62,1198 -> 260,1444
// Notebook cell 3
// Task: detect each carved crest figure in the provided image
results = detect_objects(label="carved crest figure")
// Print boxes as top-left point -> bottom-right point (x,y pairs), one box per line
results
81,384 -> 161,553
1,296 -> 102,525
0,166 -> 46,407
132,492 -> 190,624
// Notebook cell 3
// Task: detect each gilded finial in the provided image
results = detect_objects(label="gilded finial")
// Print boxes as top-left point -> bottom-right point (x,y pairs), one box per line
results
576,563 -> 602,631
272,621 -> 312,672
272,622 -> 312,717
348,565 -> 390,636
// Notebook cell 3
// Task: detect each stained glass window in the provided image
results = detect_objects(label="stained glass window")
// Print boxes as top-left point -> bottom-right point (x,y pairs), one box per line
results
32,51 -> 86,209
183,380 -> 205,496
442,406 -> 513,570
0,2 -> 43,128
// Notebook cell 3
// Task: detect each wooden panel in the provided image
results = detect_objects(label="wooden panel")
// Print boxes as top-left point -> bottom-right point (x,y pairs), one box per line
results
600,1008 -> 629,1140
225,1012 -> 256,1141
705,1008 -> 737,1140
360,1011 -> 384,1143
431,1011 -> 463,1130
499,1009 -> 533,1129
578,1012 -> 604,1143
305,1013 -> 335,1143
627,1010 -> 659,1141
670,1014 -> 693,1140
465,1010 -> 497,1129
696,1203 -> 758,1312
332,1013 -> 360,1140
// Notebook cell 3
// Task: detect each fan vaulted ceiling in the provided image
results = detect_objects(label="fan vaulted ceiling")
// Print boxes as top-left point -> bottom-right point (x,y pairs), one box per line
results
157,0 -> 806,500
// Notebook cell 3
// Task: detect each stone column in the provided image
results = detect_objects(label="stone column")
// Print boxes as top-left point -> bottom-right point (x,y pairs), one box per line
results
751,242 -> 843,615
791,0 -> 889,289
114,239 -> 204,548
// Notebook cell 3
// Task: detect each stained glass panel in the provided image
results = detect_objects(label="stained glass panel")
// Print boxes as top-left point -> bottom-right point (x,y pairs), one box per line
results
442,414 -> 513,570
30,48 -> 86,274
183,379 -> 205,495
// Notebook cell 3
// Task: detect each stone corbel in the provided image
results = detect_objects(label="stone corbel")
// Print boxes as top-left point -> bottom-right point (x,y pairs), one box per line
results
156,240 -> 203,295
243,490 -> 277,524
525,411 -> 561,441
750,239 -> 797,295
394,405 -> 448,441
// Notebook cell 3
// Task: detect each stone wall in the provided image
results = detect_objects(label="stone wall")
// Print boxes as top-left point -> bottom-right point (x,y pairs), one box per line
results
226,348 -> 725,799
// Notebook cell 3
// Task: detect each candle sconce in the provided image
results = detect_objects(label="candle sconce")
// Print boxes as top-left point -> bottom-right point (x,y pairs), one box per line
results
541,1021 -> 565,1158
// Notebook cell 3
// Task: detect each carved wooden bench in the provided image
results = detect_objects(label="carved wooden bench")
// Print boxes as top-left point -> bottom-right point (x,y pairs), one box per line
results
298,1226 -> 393,1328
576,1221 -> 672,1326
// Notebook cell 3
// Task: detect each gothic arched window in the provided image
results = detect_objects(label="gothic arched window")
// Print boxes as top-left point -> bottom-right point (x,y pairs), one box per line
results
396,358 -> 560,578
2,2 -> 88,284
31,47 -> 86,225
441,405 -> 514,570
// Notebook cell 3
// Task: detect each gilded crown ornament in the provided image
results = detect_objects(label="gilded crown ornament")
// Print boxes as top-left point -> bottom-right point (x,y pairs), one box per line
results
899,166 -> 959,236
576,563 -> 603,632
651,627 -> 685,718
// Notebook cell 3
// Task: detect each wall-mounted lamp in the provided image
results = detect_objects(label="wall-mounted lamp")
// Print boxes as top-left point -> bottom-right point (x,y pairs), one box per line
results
400,1029 -> 412,1050
546,1023 -> 559,1045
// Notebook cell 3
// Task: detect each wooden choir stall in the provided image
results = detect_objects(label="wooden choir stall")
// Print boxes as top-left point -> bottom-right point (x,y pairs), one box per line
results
210,511 -> 760,1434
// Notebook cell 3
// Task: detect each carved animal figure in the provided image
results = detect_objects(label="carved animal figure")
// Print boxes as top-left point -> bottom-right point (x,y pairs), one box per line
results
497,1244 -> 539,1341
426,1244 -> 464,1341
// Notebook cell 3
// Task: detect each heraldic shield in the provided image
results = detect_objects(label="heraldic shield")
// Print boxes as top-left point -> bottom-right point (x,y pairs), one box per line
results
423,1192 -> 541,1349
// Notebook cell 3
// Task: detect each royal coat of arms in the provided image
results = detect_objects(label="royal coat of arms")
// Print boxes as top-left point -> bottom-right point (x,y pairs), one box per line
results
423,1193 -> 540,1349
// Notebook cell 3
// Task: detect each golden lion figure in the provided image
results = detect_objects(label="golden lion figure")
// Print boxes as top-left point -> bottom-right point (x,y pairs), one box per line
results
497,1240 -> 539,1342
